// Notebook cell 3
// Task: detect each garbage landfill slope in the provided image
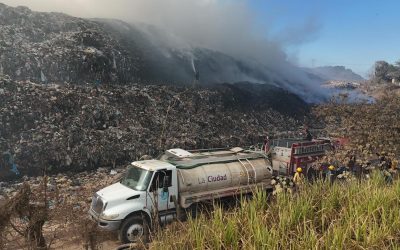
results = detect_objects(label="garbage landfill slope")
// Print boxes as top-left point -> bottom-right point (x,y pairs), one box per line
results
0,3 -> 140,84
0,3 -> 309,179
0,3 -> 326,103
0,76 -> 305,179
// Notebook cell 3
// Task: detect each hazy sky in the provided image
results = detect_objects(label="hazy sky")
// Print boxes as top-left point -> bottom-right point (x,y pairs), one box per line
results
250,0 -> 400,77
2,0 -> 399,77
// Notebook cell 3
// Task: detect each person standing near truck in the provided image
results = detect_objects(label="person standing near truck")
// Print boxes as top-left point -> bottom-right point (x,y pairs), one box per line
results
378,153 -> 393,184
263,136 -> 271,153
304,129 -> 312,141
391,158 -> 398,178
382,167 -> 393,184
327,165 -> 336,184
391,158 -> 398,171
293,167 -> 304,187
347,155 -> 356,172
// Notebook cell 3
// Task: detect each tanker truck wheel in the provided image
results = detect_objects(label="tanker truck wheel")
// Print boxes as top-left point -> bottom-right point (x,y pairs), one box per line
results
119,215 -> 149,244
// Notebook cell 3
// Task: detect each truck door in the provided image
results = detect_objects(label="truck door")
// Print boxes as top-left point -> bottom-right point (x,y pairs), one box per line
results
149,170 -> 176,224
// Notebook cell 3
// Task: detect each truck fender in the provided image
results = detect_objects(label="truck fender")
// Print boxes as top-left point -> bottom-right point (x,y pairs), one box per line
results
122,210 -> 152,229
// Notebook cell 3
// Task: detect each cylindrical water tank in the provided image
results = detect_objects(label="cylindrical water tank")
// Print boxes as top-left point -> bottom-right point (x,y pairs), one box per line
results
177,158 -> 272,194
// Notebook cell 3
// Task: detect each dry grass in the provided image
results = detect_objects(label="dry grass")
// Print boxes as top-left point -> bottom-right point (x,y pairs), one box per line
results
0,180 -> 116,249
152,173 -> 400,249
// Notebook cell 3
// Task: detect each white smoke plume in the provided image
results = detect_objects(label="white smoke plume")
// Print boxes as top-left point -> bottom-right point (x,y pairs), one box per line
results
191,57 -> 197,75
1,0 -> 328,101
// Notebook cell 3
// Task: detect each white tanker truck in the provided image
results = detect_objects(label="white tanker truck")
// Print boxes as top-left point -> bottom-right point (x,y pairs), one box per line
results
89,147 -> 273,243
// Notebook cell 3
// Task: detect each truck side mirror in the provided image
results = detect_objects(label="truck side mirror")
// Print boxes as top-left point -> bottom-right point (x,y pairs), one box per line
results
163,176 -> 170,192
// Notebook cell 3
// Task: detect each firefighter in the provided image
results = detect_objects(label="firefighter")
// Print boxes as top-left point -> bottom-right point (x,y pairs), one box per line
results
382,168 -> 393,184
293,167 -> 304,186
378,152 -> 388,166
2,151 -> 20,176
263,136 -> 271,153
347,155 -> 356,171
327,165 -> 336,184
388,156 -> 398,179
304,129 -> 312,141
391,158 -> 398,171
386,157 -> 393,170
378,153 -> 393,184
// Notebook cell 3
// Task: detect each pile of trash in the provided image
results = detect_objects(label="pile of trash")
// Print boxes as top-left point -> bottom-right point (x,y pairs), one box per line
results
0,3 -> 139,85
0,76 -> 303,178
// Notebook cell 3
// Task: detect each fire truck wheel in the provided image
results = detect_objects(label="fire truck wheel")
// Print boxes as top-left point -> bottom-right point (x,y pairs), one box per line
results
119,215 -> 149,244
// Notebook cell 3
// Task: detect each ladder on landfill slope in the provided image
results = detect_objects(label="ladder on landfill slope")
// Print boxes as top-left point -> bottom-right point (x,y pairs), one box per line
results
238,158 -> 256,185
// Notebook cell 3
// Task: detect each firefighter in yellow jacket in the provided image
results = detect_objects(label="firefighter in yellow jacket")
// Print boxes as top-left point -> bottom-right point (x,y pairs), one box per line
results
391,159 -> 398,171
293,167 -> 304,186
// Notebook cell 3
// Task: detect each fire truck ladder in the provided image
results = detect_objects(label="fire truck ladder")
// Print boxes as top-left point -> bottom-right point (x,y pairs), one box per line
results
238,158 -> 256,185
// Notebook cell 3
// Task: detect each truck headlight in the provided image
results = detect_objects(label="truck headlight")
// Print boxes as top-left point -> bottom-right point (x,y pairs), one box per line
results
100,213 -> 120,220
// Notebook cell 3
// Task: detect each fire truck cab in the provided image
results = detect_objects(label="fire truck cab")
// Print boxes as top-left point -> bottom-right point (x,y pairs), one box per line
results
269,138 -> 333,178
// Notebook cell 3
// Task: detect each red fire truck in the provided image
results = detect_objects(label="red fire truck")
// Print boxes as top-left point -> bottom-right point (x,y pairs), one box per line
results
268,138 -> 334,178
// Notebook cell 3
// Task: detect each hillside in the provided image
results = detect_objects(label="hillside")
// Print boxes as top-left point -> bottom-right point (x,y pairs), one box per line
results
0,3 -> 140,84
0,3 -> 317,179
305,66 -> 364,82
0,3 -> 326,102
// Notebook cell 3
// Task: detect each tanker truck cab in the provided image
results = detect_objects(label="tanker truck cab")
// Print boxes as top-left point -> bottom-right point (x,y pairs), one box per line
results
89,159 -> 178,243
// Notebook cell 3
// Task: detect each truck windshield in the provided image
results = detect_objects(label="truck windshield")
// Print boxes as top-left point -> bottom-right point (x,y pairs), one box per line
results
120,167 -> 153,191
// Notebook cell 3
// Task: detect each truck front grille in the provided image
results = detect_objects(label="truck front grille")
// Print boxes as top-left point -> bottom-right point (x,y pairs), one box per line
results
91,195 -> 104,215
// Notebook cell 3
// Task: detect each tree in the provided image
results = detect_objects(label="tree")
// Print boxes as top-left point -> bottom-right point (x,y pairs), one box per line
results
387,67 -> 400,82
390,59 -> 400,81
374,61 -> 390,83
373,60 -> 400,83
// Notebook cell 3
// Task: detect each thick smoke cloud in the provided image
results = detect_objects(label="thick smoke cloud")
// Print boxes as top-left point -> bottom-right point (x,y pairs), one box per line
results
1,0 -> 327,101
2,0 -> 276,53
